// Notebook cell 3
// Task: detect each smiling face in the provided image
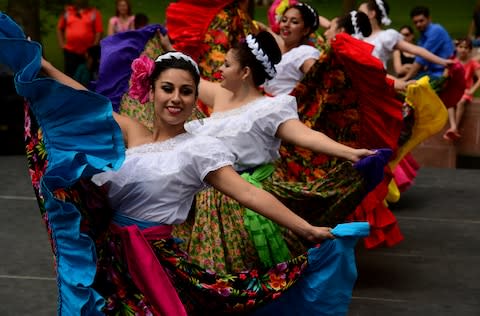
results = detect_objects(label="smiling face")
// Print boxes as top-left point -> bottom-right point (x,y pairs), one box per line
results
279,7 -> 310,48
149,68 -> 197,129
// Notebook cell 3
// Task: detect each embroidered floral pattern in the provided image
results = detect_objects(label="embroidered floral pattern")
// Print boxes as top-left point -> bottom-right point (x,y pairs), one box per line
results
197,4 -> 256,85
96,225 -> 308,315
175,5 -> 368,274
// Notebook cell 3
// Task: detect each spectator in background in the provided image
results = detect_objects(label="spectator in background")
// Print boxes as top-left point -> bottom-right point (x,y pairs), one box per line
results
73,44 -> 101,90
57,0 -> 103,76
392,25 -> 416,77
468,0 -> 480,47
444,38 -> 480,141
107,0 -> 135,36
134,13 -> 149,29
403,6 -> 454,80
358,1 -> 449,75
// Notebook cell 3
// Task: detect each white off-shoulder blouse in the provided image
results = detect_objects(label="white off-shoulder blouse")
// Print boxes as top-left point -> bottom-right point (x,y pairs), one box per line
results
185,94 -> 299,172
263,44 -> 320,95
92,133 -> 235,224
364,29 -> 403,68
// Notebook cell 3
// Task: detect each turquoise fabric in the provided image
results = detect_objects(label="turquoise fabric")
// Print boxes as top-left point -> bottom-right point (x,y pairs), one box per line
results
113,212 -> 161,229
253,222 -> 370,316
0,13 -> 125,316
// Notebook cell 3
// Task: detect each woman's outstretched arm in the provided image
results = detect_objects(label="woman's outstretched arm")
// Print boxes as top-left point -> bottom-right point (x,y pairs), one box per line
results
396,40 -> 451,67
41,58 -> 88,91
205,166 -> 335,242
276,119 -> 375,162
40,58 -> 145,146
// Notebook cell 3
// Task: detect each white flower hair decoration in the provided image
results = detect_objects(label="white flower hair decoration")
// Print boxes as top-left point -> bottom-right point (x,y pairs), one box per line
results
245,34 -> 276,79
350,11 -> 363,39
155,51 -> 200,75
375,0 -> 391,26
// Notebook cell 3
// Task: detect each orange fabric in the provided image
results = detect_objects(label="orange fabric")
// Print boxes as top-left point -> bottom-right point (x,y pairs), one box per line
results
57,6 -> 103,55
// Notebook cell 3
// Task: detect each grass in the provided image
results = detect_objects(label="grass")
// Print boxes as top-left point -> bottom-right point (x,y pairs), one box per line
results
0,0 -> 476,69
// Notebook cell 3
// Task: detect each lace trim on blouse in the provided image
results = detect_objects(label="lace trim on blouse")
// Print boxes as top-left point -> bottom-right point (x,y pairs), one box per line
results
209,96 -> 267,119
126,133 -> 193,155
186,95 -> 298,139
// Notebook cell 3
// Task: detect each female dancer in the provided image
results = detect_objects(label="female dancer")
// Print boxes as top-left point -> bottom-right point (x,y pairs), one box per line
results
358,0 -> 450,72
173,29 -> 389,273
262,2 -> 322,95
358,0 -> 451,200
323,10 -> 372,41
163,0 -> 406,251
0,14 -> 368,315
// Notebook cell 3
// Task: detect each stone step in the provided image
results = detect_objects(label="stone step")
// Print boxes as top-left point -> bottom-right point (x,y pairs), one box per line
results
412,99 -> 480,169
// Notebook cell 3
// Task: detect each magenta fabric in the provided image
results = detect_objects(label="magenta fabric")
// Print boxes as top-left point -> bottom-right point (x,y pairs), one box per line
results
111,224 -> 188,316
393,153 -> 420,192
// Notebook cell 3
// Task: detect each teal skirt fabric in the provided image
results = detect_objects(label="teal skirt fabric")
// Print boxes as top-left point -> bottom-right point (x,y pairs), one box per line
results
0,13 -> 125,315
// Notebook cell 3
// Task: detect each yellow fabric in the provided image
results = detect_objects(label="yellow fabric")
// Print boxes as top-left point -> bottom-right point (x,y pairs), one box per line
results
275,0 -> 291,17
386,179 -> 401,203
389,76 -> 448,169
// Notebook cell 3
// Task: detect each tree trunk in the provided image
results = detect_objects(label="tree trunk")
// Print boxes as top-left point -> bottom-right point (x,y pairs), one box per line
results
7,0 -> 41,42
342,0 -> 357,14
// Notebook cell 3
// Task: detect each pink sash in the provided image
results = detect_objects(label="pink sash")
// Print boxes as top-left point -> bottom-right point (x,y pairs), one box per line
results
111,224 -> 187,316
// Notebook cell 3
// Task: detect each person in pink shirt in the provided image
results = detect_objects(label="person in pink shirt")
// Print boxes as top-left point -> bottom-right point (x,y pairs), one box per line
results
107,0 -> 135,36
444,38 -> 480,140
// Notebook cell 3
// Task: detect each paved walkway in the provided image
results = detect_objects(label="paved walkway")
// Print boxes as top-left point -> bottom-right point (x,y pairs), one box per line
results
0,155 -> 479,315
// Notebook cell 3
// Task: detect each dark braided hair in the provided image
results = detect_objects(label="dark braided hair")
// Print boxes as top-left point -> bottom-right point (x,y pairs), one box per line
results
337,11 -> 372,38
366,0 -> 390,25
232,31 -> 282,86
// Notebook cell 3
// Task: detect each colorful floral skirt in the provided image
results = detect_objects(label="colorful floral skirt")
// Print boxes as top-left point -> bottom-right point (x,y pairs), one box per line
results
174,160 -> 366,274
95,222 -> 308,315
1,13 -> 366,315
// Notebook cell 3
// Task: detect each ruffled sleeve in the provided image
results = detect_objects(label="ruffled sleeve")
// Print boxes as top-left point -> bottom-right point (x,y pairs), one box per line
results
185,135 -> 236,181
382,29 -> 403,53
368,29 -> 402,67
259,94 -> 299,137
290,45 -> 321,70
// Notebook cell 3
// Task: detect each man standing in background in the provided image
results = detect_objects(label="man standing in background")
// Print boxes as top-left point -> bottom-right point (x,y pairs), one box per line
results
404,5 -> 454,80
57,0 -> 103,76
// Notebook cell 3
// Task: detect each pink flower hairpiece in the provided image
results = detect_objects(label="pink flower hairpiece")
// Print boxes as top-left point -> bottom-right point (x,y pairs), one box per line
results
129,55 -> 155,104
